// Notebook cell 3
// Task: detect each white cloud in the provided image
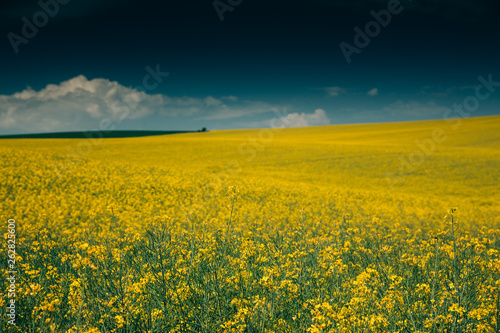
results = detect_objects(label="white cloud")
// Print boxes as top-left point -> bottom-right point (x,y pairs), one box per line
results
420,85 -> 476,97
0,76 -> 274,134
324,86 -> 346,97
0,107 -> 16,128
200,100 -> 276,120
85,104 -> 101,118
0,75 -> 168,132
204,96 -> 223,106
222,95 -> 238,102
367,88 -> 378,96
383,100 -> 448,117
273,109 -> 330,128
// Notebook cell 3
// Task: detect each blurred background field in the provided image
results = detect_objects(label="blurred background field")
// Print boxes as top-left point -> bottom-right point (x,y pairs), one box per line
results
1,115 -> 499,332
1,115 -> 499,234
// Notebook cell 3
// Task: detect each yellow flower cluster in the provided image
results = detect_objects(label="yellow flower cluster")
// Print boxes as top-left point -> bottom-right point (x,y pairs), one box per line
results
0,116 -> 499,332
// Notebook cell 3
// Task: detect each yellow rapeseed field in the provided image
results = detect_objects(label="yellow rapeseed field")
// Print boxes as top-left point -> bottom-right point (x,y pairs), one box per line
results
1,115 -> 499,332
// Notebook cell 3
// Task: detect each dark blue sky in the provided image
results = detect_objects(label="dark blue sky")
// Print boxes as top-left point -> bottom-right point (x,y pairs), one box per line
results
0,0 -> 499,133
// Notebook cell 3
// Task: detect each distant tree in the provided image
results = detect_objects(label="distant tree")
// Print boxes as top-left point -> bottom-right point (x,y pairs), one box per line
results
201,127 -> 207,132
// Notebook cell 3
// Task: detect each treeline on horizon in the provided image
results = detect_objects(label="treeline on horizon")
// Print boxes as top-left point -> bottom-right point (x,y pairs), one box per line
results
0,129 -> 208,139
